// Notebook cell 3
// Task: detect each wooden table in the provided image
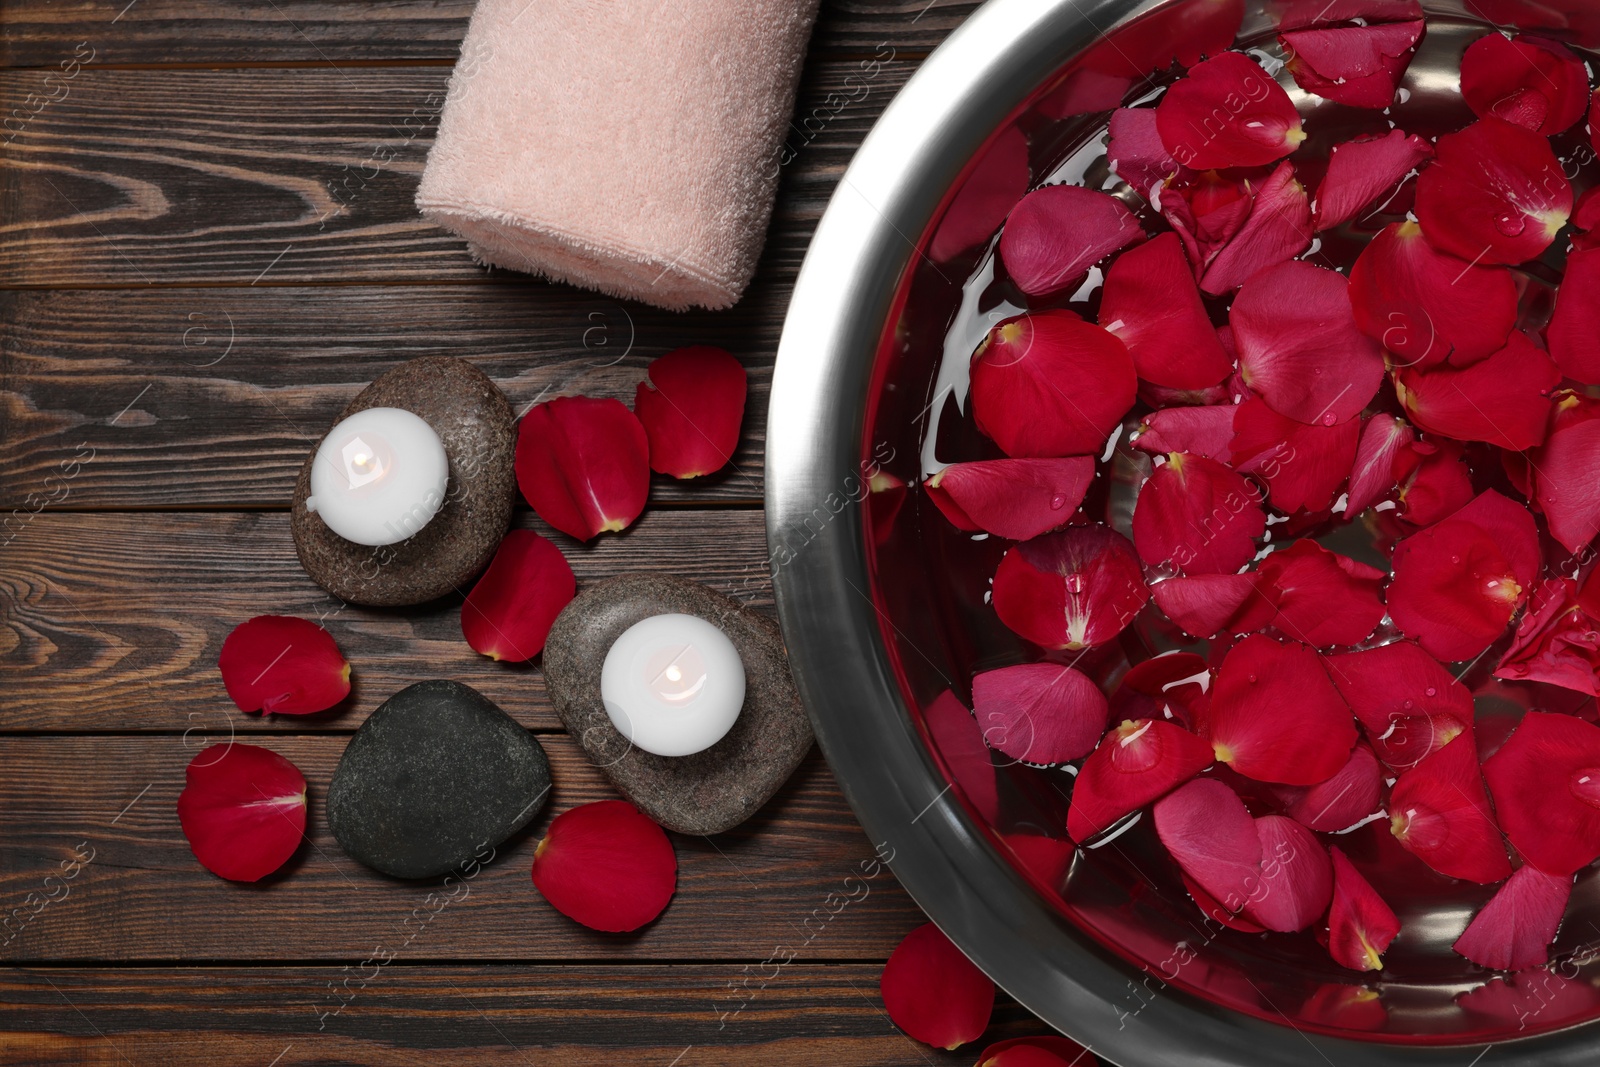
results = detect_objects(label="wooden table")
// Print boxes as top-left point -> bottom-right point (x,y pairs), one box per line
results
0,2 -> 1057,1062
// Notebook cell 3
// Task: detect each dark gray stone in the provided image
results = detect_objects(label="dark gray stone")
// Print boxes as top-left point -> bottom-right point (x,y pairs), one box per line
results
327,680 -> 550,879
543,575 -> 812,835
292,356 -> 516,607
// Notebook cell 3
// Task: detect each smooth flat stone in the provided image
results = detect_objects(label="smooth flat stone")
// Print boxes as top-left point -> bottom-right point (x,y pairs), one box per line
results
327,680 -> 550,879
292,356 -> 516,607
544,575 -> 812,835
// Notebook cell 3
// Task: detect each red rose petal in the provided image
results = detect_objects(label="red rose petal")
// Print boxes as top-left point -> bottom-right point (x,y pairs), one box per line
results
1394,439 -> 1476,527
1323,640 -> 1473,770
1394,331 -> 1559,451
1151,572 -> 1268,640
515,396 -> 650,541
992,525 -> 1149,650
925,691 -> 1001,825
218,615 -> 350,715
1197,162 -> 1316,295
1388,733 -> 1511,884
1271,743 -> 1384,832
1100,233 -> 1233,390
929,126 -> 1030,263
1162,176 -> 1253,274
1093,0 -> 1246,74
1345,414 -> 1414,517
1575,184 -> 1600,238
1109,108 -> 1189,199
1454,865 -> 1573,972
1495,578 -> 1600,696
1461,32 -> 1591,135
880,923 -> 995,1050
1233,261 -> 1385,427
1483,711 -> 1600,876
1156,52 -> 1307,170
1314,130 -> 1434,231
460,530 -> 576,663
1327,847 -> 1402,972
632,346 -> 747,479
1133,405 -> 1237,463
1230,398 -> 1362,513
1415,118 -> 1573,265
1067,718 -> 1216,841
974,1035 -> 1096,1067
1133,453 -> 1266,575
530,800 -> 676,932
1282,21 -> 1424,109
1115,651 -> 1211,725
973,663 -> 1109,764
177,743 -> 307,882
970,312 -> 1138,458
1532,390 -> 1600,553
1548,247 -> 1600,384
1184,870 -> 1268,932
926,457 -> 1094,541
1274,0 -> 1422,30
1254,539 -> 1387,648
1350,221 -> 1520,369
1247,814 -> 1333,933
1154,778 -> 1263,914
999,186 -> 1145,297
1210,634 -> 1358,784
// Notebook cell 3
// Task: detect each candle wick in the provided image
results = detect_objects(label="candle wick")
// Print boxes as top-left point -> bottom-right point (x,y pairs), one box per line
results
650,645 -> 695,688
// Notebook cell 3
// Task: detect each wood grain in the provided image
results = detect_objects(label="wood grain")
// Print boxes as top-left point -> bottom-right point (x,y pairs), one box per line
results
0,285 -> 774,509
0,509 -> 785,732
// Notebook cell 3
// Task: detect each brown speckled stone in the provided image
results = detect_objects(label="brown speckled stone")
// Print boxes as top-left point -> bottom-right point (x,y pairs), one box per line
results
291,357 -> 516,607
544,576 -> 812,835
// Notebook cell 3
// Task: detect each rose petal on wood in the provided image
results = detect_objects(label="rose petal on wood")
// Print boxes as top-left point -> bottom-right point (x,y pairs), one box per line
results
880,923 -> 995,1050
632,346 -> 747,479
515,396 -> 650,541
177,743 -> 308,882
460,530 -> 576,663
531,800 -> 677,932
218,615 -> 350,715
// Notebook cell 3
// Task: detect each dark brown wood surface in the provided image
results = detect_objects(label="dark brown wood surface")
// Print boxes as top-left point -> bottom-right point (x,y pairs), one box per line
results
0,1 -> 1057,1063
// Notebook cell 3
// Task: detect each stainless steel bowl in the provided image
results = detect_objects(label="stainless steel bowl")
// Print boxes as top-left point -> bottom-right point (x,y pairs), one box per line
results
768,0 -> 1600,1062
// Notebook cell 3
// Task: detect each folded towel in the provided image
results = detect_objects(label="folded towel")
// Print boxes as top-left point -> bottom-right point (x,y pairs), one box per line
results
417,0 -> 822,311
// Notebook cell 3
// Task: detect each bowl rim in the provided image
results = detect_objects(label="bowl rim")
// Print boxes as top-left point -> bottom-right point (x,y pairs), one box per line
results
766,0 -> 1599,1061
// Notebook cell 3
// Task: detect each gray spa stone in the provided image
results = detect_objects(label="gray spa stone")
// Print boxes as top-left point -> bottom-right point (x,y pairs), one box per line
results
292,356 -> 516,607
327,680 -> 550,879
543,575 -> 813,835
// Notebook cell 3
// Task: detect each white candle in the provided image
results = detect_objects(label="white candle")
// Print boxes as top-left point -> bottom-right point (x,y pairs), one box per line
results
305,407 -> 449,546
601,613 -> 746,757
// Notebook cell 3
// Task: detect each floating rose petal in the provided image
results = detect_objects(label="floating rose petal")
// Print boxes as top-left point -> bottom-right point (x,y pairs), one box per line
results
1134,405 -> 1237,463
1415,118 -> 1572,265
1394,331 -> 1559,451
1394,439 -> 1475,527
1100,233 -> 1233,390
1532,390 -> 1600,553
1093,0 -> 1246,74
1233,261 -> 1385,427
1324,640 -> 1473,770
973,663 -> 1109,764
1067,718 -> 1216,841
1254,540 -> 1386,648
1495,578 -> 1600,696
1547,247 -> 1600,384
530,800 -> 677,932
1152,572 -> 1268,640
1327,847 -> 1401,972
1274,0 -> 1422,30
1154,778 -> 1263,915
1003,833 -> 1077,892
632,346 -> 747,479
515,396 -> 650,541
925,691 -> 1001,825
974,1035 -> 1097,1067
1156,52 -> 1307,170
1389,733 -> 1511,883
460,530 -> 576,662
1282,21 -> 1424,108
1314,130 -> 1433,231
1454,865 -> 1573,972
971,312 -> 1138,458
999,186 -> 1145,297
1210,635 -> 1357,785
1039,67 -> 1137,119
177,743 -> 307,882
1484,711 -> 1600,876
1113,652 -> 1210,727
1349,221 -> 1519,369
1163,173 -> 1256,276
929,126 -> 1030,263
1198,162 -> 1315,296
1185,870 -> 1268,932
1133,453 -> 1266,575
1231,399 -> 1362,513
1344,415 -> 1414,517
1460,33 -> 1591,134
1271,743 -> 1384,832
993,525 -> 1149,650
1109,108 -> 1189,199
1247,815 -> 1333,932
880,923 -> 994,1050
925,458 -> 1094,541
1387,490 -> 1539,661
218,615 -> 350,716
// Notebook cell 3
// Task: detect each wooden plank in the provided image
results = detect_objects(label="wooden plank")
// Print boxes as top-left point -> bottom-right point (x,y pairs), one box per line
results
0,509 -> 781,732
0,737 -> 932,960
0,61 -> 913,287
0,284 -> 773,509
0,0 -> 977,67
0,965 -> 1044,1065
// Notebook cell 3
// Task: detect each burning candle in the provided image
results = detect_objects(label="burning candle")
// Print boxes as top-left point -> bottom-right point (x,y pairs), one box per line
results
305,407 -> 449,546
601,613 -> 746,757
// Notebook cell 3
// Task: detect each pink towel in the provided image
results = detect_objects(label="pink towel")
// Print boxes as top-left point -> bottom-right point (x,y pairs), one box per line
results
417,0 -> 822,311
